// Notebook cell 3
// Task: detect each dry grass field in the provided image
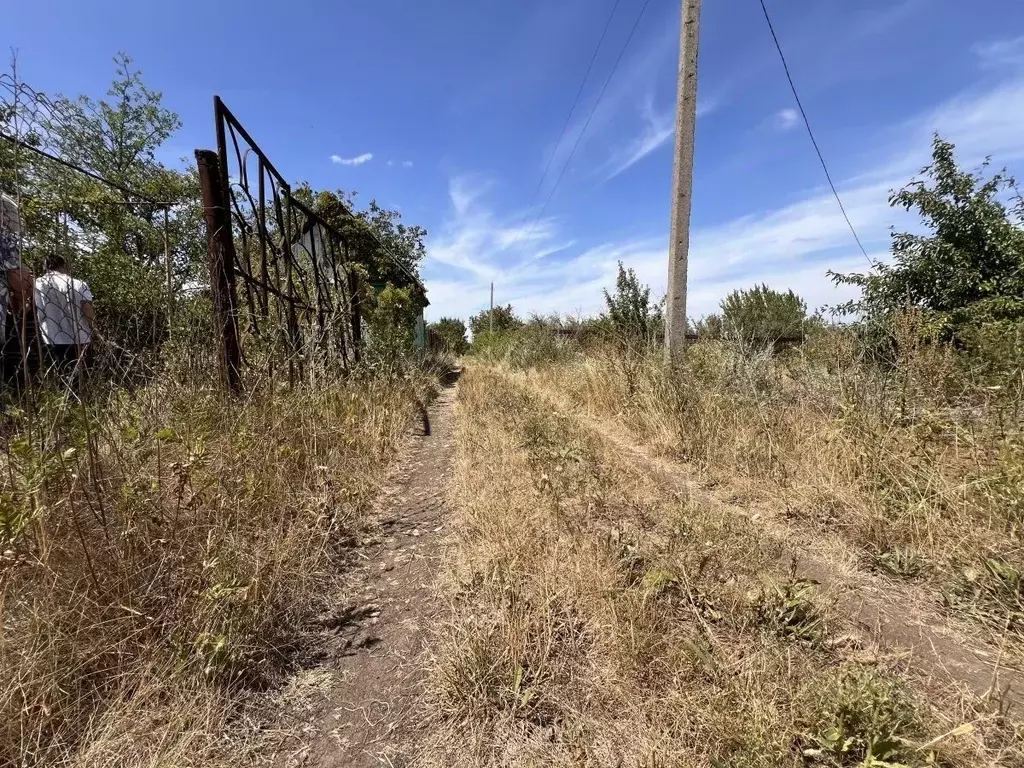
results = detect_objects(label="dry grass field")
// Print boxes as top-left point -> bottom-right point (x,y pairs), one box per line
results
423,349 -> 1023,767
0,364 -> 440,767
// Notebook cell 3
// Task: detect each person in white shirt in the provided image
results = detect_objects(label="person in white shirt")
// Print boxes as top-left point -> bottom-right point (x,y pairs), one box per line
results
34,254 -> 95,380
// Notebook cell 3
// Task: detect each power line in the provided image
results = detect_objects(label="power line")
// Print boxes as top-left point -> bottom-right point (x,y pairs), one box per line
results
758,0 -> 875,268
530,0 -> 624,203
514,0 -> 653,258
0,131 -> 167,206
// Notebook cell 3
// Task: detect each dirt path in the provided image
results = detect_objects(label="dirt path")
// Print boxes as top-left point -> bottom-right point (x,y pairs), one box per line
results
500,364 -> 1022,714
298,376 -> 458,768
575,409 -> 1024,712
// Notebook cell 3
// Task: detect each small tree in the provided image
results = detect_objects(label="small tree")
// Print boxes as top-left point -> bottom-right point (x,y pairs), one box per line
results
831,135 -> 1024,337
602,261 -> 661,345
468,304 -> 521,338
429,317 -> 468,354
719,284 -> 807,342
365,283 -> 418,362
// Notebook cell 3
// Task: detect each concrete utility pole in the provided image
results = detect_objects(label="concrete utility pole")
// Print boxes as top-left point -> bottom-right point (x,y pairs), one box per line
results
489,282 -> 494,336
665,0 -> 702,365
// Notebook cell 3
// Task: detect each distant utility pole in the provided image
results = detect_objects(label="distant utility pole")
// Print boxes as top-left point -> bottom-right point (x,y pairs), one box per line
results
665,0 -> 702,365
489,282 -> 494,335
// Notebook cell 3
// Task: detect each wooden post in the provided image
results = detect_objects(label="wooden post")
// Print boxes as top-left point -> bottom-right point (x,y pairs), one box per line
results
195,149 -> 242,393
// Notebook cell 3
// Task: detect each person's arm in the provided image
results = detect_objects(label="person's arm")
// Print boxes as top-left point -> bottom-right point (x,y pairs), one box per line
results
82,300 -> 94,330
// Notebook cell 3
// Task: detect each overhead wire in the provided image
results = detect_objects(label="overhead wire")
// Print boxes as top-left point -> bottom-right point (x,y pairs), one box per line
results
0,131 -> 166,206
511,0 -> 654,261
758,0 -> 876,269
496,0 -> 625,273
529,0 -> 624,204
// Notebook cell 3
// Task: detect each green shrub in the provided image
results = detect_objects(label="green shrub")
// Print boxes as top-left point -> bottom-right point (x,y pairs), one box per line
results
602,261 -> 662,347
832,135 -> 1024,342
428,317 -> 469,355
710,283 -> 808,344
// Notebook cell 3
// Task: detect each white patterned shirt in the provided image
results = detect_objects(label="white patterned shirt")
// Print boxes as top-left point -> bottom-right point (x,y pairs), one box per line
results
34,272 -> 94,346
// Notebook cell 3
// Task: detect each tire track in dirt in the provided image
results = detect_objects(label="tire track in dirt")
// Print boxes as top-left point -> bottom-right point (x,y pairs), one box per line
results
296,375 -> 458,768
513,372 -> 1024,715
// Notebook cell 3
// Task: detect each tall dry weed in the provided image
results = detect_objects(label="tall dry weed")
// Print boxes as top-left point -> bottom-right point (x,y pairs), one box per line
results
515,321 -> 1024,646
0,359 -> 434,766
426,366 -> 1008,767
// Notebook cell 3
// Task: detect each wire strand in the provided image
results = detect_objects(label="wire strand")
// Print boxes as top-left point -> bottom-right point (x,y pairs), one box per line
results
514,0 -> 653,259
758,0 -> 875,268
530,0 -> 624,203
0,131 -> 166,206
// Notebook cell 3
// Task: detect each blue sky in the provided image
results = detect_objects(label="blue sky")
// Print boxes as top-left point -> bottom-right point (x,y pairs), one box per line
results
5,0 -> 1024,322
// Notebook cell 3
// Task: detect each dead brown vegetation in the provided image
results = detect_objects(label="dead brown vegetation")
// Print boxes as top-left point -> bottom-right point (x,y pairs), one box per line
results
0,365 -> 437,767
512,320 -> 1024,660
427,365 -> 1021,767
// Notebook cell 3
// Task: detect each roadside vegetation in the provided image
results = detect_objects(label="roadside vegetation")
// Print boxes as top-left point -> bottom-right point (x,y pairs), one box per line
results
434,136 -> 1024,763
1,57 -> 444,766
2,359 -> 440,767
430,366 -> 1017,766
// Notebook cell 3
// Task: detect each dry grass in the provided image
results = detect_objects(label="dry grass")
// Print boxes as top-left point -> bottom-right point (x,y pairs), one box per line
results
510,324 -> 1024,653
427,366 -> 1021,767
0,359 -> 438,767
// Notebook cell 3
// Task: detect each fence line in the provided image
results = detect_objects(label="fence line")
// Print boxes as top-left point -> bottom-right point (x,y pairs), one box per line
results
0,76 -> 179,394
2,79 -> 427,397
197,96 -> 425,392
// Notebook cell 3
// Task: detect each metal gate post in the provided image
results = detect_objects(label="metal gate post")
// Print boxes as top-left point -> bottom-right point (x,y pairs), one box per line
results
348,268 -> 361,365
195,148 -> 242,393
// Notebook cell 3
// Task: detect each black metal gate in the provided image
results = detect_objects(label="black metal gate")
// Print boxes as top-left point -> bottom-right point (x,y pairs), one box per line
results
196,97 -> 371,391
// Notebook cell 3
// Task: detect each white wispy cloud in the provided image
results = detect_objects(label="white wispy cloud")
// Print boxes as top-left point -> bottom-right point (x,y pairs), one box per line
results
331,152 -> 374,166
426,175 -> 565,288
603,93 -> 721,181
603,96 -> 675,180
974,35 -> 1024,70
537,21 -> 682,193
424,39 -> 1024,325
402,160 -> 414,168
775,108 -> 799,131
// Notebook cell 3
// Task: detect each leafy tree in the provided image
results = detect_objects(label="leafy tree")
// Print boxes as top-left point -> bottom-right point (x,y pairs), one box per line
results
3,54 -> 202,351
602,261 -> 661,344
469,304 -> 521,338
365,282 -> 419,361
428,317 -> 468,354
831,135 -> 1024,337
297,187 -> 426,298
718,284 -> 807,342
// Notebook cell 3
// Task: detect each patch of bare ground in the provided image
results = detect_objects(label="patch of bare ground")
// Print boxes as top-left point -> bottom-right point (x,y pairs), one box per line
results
267,376 -> 458,768
423,365 -> 1022,767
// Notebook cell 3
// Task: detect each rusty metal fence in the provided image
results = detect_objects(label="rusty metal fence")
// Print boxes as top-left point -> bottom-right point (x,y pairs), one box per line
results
196,96 -> 413,392
0,85 -> 421,396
